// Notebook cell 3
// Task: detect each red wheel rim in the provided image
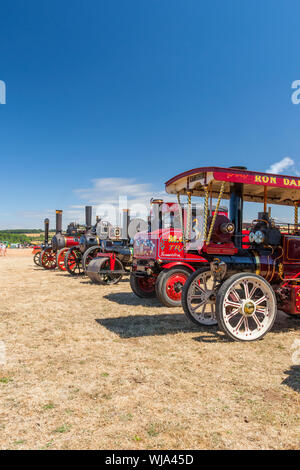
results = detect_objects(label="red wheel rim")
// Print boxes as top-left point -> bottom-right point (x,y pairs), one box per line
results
67,253 -> 77,270
41,249 -> 56,269
57,249 -> 68,271
138,277 -> 156,293
165,272 -> 188,301
67,249 -> 83,274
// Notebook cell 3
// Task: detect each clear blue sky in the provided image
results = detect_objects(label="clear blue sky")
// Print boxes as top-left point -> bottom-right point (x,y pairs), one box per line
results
1,0 -> 300,228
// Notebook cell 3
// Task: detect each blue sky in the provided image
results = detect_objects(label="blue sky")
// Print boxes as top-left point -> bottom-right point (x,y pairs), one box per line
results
0,0 -> 300,228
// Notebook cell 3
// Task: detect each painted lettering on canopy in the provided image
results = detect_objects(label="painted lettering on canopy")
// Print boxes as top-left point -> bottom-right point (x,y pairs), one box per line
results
255,175 -> 278,184
255,175 -> 300,187
213,171 -> 300,189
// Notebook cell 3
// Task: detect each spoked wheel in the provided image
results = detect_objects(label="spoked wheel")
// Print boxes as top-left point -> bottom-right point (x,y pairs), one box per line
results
216,273 -> 277,342
130,273 -> 157,298
65,247 -> 84,276
95,257 -> 124,285
56,248 -> 69,271
40,248 -> 57,270
82,246 -> 102,272
156,267 -> 191,307
181,268 -> 219,326
33,250 -> 42,266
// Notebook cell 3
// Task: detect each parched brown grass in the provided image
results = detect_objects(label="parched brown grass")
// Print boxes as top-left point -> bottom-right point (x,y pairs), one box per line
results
0,249 -> 299,450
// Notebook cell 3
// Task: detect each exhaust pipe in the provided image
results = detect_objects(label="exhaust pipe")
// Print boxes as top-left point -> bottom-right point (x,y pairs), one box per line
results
56,210 -> 63,234
229,167 -> 246,250
122,209 -> 130,239
44,218 -> 50,244
85,206 -> 92,229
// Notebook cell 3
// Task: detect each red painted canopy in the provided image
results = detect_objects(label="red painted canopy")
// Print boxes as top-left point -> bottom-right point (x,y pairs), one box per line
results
165,167 -> 300,206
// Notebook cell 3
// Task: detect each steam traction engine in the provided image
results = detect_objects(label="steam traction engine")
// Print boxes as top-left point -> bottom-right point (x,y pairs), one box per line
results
85,209 -> 147,285
63,206 -> 97,276
130,199 -> 229,308
163,166 -> 300,341
40,210 -> 83,270
63,206 -> 127,277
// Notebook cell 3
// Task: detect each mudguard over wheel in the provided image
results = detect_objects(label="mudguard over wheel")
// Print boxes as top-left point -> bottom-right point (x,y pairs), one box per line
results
181,268 -> 218,326
56,248 -> 69,271
215,273 -> 277,342
155,267 -> 191,308
65,247 -> 84,276
82,246 -> 103,272
130,273 -> 156,298
40,248 -> 57,270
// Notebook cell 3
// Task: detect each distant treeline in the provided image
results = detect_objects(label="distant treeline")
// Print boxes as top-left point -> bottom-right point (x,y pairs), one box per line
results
1,229 -> 43,234
0,231 -> 32,244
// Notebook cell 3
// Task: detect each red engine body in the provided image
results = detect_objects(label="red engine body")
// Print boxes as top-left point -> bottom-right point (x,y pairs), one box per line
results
64,236 -> 80,248
133,203 -> 235,274
291,286 -> 300,314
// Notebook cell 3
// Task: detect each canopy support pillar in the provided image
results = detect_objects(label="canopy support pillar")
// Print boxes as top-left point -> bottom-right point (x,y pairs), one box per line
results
229,183 -> 243,250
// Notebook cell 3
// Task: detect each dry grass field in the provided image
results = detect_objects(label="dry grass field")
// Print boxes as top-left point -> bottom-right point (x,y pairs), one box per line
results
0,249 -> 299,450
25,232 -> 56,244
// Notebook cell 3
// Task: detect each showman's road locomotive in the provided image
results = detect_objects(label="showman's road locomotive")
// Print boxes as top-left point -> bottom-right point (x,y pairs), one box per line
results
130,199 -> 237,308
163,166 -> 300,341
63,206 -> 96,275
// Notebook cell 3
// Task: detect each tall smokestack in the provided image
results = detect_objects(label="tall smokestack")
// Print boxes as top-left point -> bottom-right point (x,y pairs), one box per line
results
85,206 -> 92,229
229,167 -> 246,250
122,209 -> 130,239
56,210 -> 63,234
44,218 -> 49,244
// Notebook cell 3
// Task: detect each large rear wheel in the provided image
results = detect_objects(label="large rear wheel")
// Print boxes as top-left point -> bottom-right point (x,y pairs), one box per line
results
65,247 -> 84,276
216,273 -> 277,341
33,250 -> 41,266
155,267 -> 191,308
181,268 -> 218,326
82,246 -> 102,272
56,248 -> 69,271
130,273 -> 156,298
40,248 -> 57,270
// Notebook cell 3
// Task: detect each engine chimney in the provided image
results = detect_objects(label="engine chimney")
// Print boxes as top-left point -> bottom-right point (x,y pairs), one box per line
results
229,167 -> 246,250
56,210 -> 63,234
122,209 -> 130,239
85,206 -> 92,229
44,218 -> 49,244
